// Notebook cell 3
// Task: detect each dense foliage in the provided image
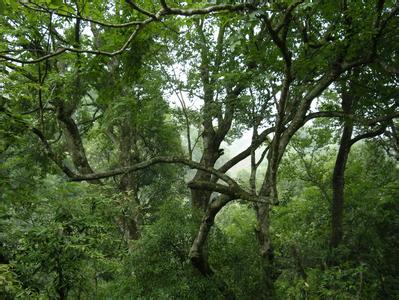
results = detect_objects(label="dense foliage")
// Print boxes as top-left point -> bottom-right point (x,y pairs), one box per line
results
1,1 -> 398,299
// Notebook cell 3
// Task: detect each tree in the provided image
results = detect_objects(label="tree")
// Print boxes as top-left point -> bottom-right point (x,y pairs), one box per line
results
1,1 -> 398,299
330,52 -> 398,251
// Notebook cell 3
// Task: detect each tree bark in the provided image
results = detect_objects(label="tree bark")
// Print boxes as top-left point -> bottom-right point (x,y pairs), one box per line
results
54,16 -> 98,179
330,90 -> 354,249
118,122 -> 141,240
190,142 -> 219,211
189,194 -> 236,299
189,195 -> 231,274
256,180 -> 277,299
57,108 -> 96,175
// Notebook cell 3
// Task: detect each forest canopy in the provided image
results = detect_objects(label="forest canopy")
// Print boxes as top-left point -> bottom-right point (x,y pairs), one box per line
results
0,0 -> 398,299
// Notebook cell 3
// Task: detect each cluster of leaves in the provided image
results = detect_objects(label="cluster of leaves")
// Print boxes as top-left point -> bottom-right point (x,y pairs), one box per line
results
274,135 -> 399,299
0,149 -> 124,299
116,199 -> 221,299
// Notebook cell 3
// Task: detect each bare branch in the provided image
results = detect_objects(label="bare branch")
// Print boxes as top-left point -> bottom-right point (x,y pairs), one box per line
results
0,22 -> 148,64
20,1 -> 142,28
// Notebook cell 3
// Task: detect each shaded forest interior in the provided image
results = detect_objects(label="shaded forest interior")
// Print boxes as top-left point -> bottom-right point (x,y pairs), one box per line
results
0,1 -> 398,299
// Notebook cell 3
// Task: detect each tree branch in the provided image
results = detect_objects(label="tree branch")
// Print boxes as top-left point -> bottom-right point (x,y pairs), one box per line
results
70,156 -> 238,187
160,2 -> 255,16
217,126 -> 275,175
32,127 -> 77,178
20,1 -> 142,28
125,0 -> 157,19
0,23 -> 148,64
2,1 -> 257,64
349,125 -> 387,146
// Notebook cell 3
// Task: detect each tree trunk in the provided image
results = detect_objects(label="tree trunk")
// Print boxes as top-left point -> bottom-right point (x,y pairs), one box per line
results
189,194 -> 235,299
118,122 -> 141,240
190,131 -> 221,210
330,124 -> 352,248
189,195 -> 231,273
255,190 -> 276,299
255,133 -> 286,299
190,173 -> 213,211
57,111 -> 95,175
188,128 -> 234,297
55,17 -> 96,177
330,90 -> 354,249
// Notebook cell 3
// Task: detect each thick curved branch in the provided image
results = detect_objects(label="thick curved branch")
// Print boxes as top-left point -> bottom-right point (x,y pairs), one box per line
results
217,126 -> 275,174
70,156 -> 238,187
188,180 -> 237,198
304,111 -> 347,122
304,110 -> 399,126
363,111 -> 399,126
349,125 -> 387,146
188,180 -> 267,204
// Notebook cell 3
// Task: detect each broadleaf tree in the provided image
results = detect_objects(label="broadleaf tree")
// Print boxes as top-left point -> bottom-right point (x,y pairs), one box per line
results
1,0 -> 398,299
